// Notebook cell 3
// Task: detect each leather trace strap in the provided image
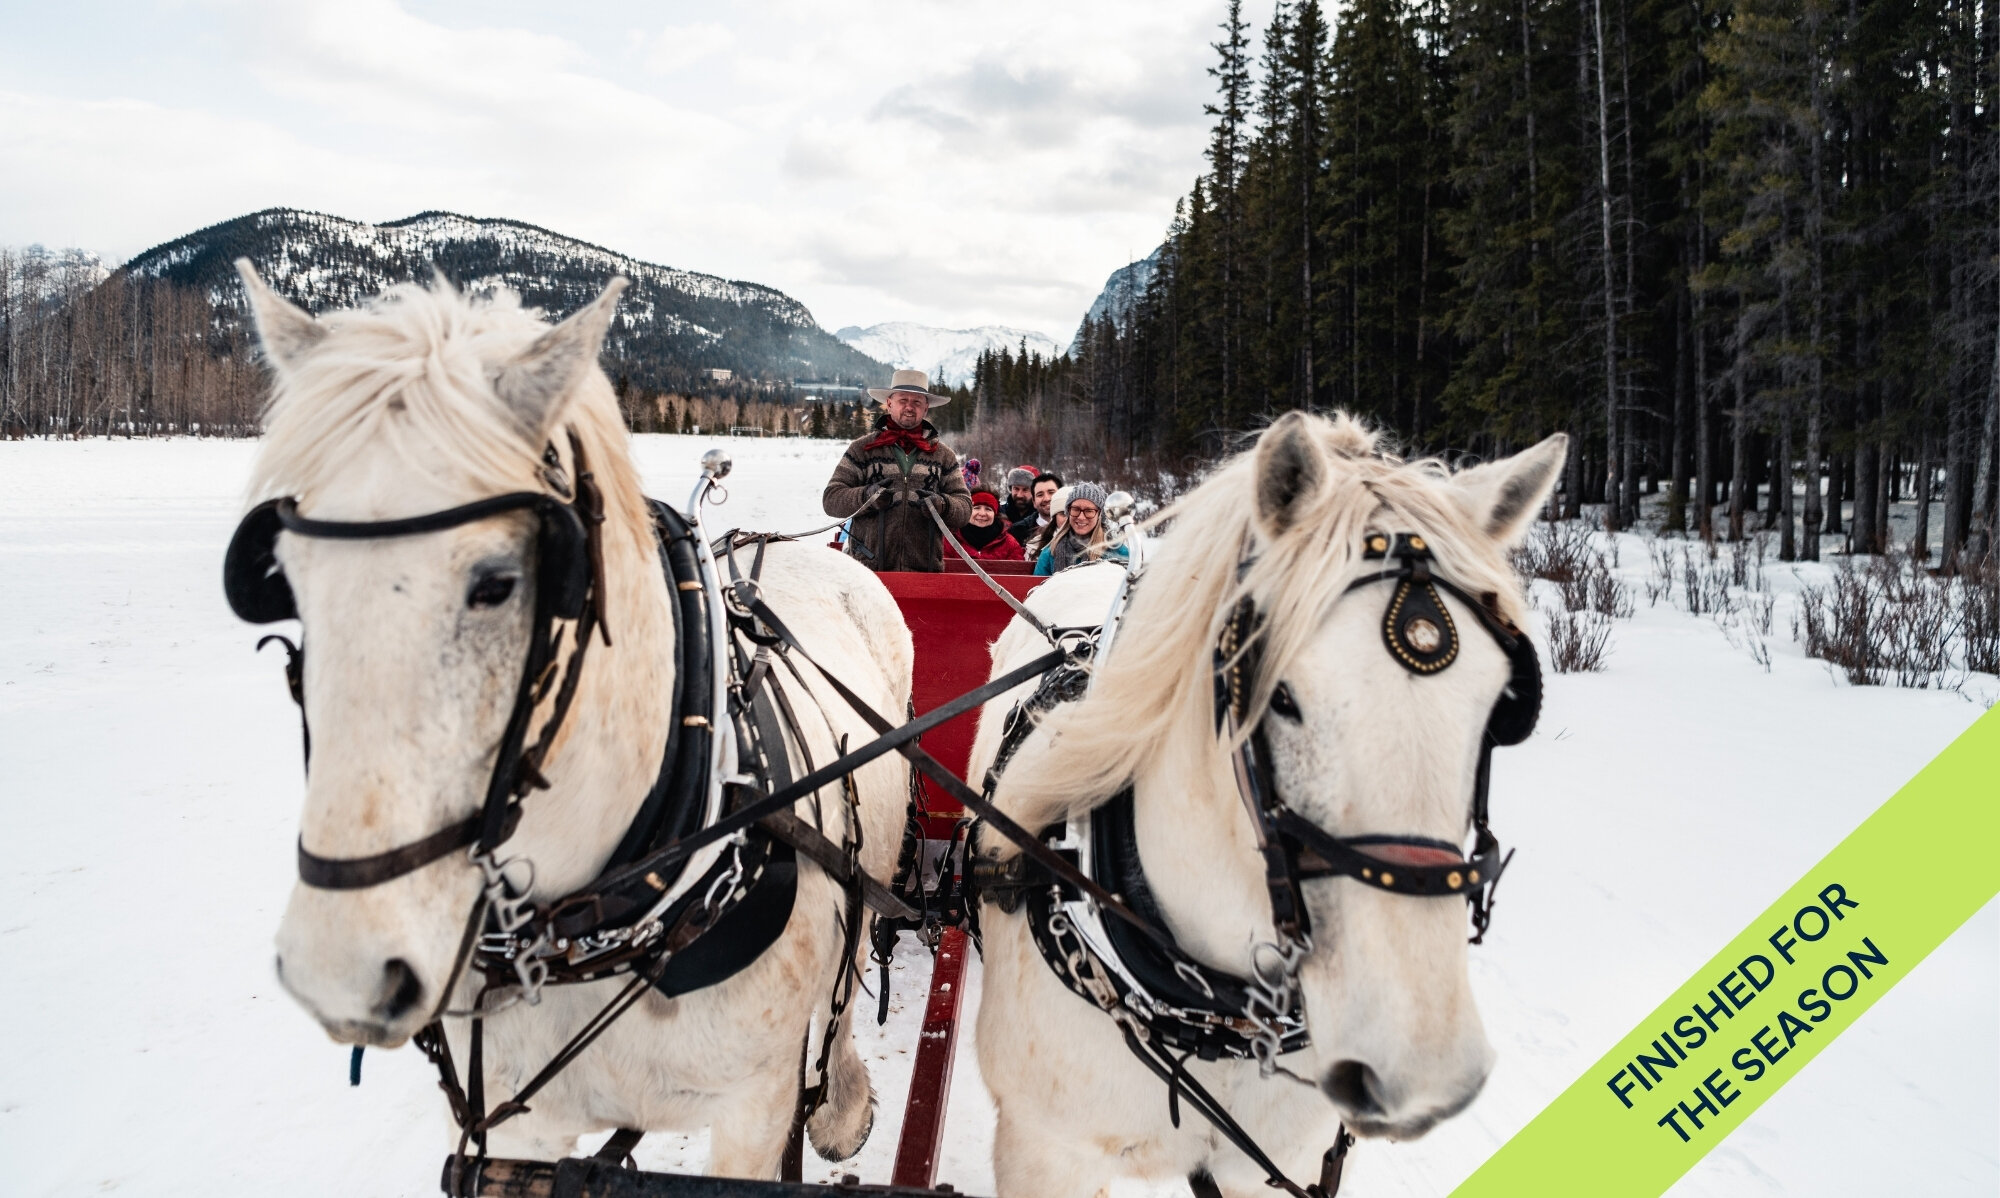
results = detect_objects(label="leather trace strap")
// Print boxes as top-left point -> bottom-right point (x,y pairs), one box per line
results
728,583 -> 1178,952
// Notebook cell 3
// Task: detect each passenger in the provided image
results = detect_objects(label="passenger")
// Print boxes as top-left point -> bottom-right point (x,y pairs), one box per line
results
1012,472 -> 1062,550
1000,466 -> 1038,527
1024,483 -> 1070,561
963,456 -> 983,492
1034,482 -> 1126,576
954,491 -> 1025,561
821,369 -> 973,572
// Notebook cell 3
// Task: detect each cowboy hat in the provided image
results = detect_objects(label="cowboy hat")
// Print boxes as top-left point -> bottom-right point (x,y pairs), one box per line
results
867,368 -> 949,407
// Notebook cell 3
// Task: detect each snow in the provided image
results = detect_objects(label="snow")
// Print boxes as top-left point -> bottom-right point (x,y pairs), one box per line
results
0,435 -> 1993,1197
835,322 -> 1060,386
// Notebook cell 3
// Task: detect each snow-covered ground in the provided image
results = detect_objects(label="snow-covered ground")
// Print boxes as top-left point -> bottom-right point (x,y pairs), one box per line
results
0,435 -> 1992,1197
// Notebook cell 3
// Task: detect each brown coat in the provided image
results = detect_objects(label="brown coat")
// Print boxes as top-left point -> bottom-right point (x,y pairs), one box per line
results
821,418 -> 974,572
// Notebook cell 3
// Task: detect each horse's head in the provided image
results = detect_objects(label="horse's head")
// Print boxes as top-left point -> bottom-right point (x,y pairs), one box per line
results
1048,411 -> 1565,1142
1238,413 -> 1564,1138
234,264 -> 648,1047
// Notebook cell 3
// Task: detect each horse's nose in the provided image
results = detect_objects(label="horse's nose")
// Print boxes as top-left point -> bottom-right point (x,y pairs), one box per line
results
374,957 -> 426,1022
1322,1059 -> 1388,1118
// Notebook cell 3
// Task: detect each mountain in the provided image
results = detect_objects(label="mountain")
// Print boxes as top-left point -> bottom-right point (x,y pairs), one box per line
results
1070,246 -> 1162,353
120,209 -> 886,391
834,322 -> 1061,388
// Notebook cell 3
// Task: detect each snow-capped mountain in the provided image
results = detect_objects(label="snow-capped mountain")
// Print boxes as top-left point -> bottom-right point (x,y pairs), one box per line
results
121,209 -> 885,389
834,322 -> 1060,387
1070,246 -> 1162,353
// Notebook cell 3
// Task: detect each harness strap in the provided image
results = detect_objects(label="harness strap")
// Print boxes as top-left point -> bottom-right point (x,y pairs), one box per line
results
735,589 -> 1176,952
592,1128 -> 644,1166
297,807 -> 521,891
580,647 -> 1067,899
1117,1024 -> 1348,1198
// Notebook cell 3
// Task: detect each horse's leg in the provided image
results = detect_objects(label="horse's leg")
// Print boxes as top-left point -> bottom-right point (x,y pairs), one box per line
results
992,1105 -> 1116,1198
804,998 -> 876,1160
705,1057 -> 802,1180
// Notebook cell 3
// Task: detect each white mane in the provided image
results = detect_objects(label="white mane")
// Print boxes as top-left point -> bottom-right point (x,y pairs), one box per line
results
1030,410 -> 1528,816
246,277 -> 650,560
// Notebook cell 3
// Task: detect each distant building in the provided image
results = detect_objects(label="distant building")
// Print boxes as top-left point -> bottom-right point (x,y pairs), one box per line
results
705,368 -> 733,382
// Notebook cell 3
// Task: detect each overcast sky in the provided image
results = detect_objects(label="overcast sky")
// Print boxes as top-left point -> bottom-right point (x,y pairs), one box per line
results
0,0 -> 1274,343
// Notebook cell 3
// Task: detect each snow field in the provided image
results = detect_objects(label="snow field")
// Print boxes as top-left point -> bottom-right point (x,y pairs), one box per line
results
0,434 -> 1992,1196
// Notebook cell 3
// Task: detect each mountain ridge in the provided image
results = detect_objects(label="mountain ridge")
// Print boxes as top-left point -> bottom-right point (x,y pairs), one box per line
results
121,208 -> 887,392
1070,246 -> 1162,353
835,321 -> 1060,387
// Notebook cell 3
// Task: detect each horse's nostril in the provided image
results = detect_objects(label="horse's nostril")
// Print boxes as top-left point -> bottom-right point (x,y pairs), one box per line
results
375,958 -> 425,1022
1324,1060 -> 1385,1116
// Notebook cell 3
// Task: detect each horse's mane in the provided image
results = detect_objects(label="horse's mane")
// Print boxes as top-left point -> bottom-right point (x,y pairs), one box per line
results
1027,411 -> 1527,815
247,279 -> 649,557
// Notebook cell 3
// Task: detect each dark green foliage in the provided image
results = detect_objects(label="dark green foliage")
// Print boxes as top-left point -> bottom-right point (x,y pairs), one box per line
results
1015,0 -> 1999,567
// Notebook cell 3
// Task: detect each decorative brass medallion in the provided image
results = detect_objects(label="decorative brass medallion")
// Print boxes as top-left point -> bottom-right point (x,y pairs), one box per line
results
1403,617 -> 1443,653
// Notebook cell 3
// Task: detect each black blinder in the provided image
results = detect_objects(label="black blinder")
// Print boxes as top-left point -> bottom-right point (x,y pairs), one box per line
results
535,498 -> 590,621
1485,632 -> 1542,747
224,499 -> 296,624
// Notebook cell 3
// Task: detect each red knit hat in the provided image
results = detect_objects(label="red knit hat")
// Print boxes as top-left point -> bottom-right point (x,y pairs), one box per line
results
970,490 -> 1000,511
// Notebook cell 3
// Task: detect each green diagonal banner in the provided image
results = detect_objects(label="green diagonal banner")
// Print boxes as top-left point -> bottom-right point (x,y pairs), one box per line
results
1454,706 -> 2000,1196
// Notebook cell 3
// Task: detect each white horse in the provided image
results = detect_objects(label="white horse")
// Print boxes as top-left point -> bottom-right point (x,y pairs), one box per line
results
236,266 -> 907,1176
969,411 -> 1565,1196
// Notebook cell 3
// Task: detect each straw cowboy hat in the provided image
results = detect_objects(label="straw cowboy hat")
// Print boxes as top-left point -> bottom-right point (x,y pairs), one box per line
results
867,368 -> 949,407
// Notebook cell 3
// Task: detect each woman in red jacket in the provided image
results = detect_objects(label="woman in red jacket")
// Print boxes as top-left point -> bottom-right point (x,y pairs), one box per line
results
954,491 -> 1024,560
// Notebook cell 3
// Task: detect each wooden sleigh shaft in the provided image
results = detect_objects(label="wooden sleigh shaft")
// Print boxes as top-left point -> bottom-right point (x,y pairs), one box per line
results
443,1156 -> 971,1197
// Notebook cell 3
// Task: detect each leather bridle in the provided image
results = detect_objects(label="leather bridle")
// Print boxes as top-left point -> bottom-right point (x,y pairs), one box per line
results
224,434 -> 611,895
1223,531 -> 1536,958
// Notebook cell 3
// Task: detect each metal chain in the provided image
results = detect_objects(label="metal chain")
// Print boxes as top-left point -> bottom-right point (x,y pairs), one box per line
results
1244,933 -> 1311,1078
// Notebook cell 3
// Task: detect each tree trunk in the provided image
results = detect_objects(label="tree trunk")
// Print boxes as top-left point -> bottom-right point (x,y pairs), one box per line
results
1669,266 -> 1690,531
1913,440 -> 1934,563
1728,353 -> 1748,541
1592,0 -> 1621,530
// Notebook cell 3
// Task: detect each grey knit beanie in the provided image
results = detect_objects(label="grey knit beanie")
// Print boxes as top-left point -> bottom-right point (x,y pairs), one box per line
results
1006,466 -> 1037,490
1066,481 -> 1109,514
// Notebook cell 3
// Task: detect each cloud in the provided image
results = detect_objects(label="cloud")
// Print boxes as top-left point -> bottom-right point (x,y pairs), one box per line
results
642,23 -> 735,75
0,0 -> 1241,333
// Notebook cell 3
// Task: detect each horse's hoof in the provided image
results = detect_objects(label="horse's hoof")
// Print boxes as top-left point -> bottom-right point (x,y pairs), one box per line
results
808,1096 -> 875,1162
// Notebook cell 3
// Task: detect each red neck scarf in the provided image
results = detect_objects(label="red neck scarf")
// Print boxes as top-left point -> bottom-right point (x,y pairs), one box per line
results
867,423 -> 937,454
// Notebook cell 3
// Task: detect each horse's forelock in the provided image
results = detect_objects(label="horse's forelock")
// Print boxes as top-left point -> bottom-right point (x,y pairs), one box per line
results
248,280 -> 554,505
1027,411 -> 1527,814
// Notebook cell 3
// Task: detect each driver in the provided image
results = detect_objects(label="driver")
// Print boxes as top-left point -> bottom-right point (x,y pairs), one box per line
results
822,369 -> 973,572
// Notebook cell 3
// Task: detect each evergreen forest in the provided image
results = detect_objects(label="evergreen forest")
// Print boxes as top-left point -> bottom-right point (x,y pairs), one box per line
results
971,0 -> 2000,568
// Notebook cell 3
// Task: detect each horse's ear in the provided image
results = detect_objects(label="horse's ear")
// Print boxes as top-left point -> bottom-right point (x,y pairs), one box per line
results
493,277 -> 629,438
235,259 -> 325,373
1454,433 -> 1569,546
1252,411 -> 1325,535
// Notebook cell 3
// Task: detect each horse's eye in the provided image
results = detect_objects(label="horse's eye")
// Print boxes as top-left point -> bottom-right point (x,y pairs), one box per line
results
468,574 -> 517,608
1269,682 -> 1302,721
